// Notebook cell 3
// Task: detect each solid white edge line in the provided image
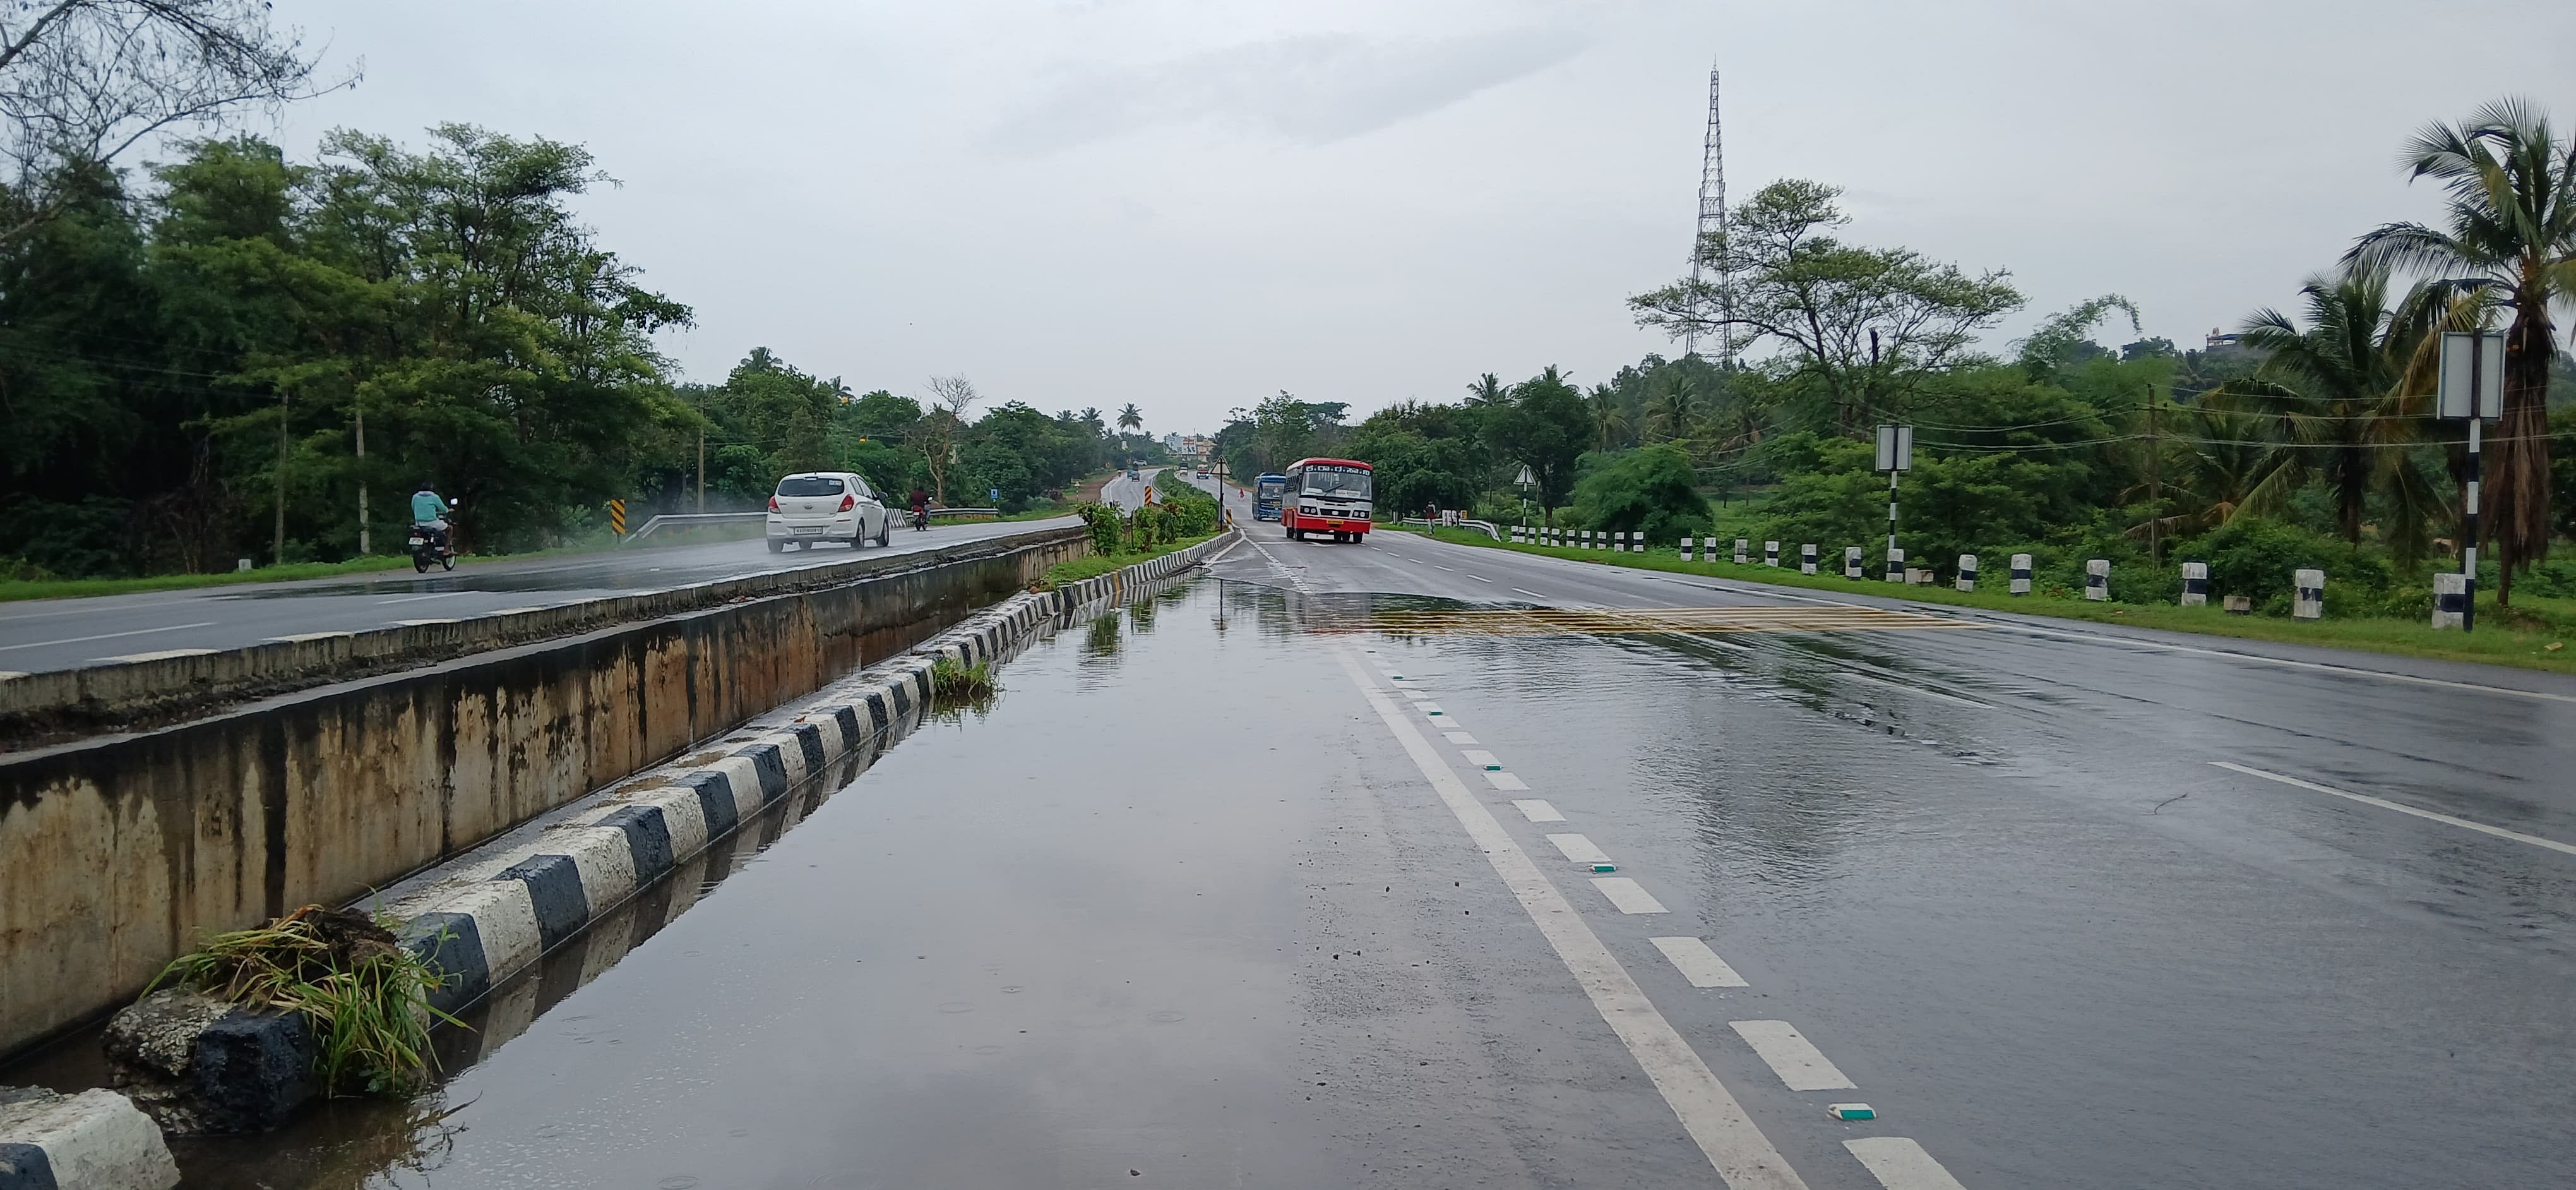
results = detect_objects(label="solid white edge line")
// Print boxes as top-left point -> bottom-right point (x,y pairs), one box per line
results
2209,760 -> 2576,857
0,621 -> 219,653
1844,1138 -> 1970,1190
1331,646 -> 1809,1189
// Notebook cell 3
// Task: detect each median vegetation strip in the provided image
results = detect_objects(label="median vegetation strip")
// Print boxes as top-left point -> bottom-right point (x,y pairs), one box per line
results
1402,526 -> 2576,674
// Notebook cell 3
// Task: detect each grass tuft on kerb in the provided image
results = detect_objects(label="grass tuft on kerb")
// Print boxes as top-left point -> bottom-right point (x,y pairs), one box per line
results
146,904 -> 460,1097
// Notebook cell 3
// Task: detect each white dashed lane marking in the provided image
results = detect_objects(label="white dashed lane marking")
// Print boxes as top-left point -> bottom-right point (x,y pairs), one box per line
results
1845,1138 -> 1970,1190
1651,937 -> 1749,988
1332,646 -> 1810,1189
1592,877 -> 1668,915
1468,574 -> 1493,583
1547,833 -> 1613,865
1730,1021 -> 1857,1091
1442,731 -> 1479,744
1512,799 -> 1567,823
0,622 -> 217,653
1461,750 -> 1501,769
1484,771 -> 1530,791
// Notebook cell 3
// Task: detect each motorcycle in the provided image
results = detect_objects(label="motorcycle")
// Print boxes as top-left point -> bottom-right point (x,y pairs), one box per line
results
910,504 -> 931,532
409,499 -> 460,573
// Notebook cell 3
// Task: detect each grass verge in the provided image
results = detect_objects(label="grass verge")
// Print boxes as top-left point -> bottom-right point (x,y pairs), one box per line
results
1040,532 -> 1220,589
927,656 -> 997,698
1398,526 -> 2576,676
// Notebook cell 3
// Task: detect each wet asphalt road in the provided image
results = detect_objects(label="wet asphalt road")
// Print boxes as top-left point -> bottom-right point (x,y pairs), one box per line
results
0,517 -> 1073,675
123,504 -> 2576,1188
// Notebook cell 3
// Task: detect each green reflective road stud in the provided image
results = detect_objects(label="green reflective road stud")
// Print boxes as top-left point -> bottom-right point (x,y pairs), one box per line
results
1827,1103 -> 1876,1122
1484,764 -> 1502,771
1590,863 -> 1617,873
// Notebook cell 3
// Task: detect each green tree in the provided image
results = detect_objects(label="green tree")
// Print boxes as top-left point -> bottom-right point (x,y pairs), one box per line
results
1490,366 -> 1589,517
1569,444 -> 1708,542
1629,179 -> 2024,435
2206,268 -> 2448,562
2349,97 -> 2576,600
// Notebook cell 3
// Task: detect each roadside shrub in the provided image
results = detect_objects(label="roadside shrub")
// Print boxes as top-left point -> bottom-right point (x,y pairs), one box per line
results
147,905 -> 456,1097
1570,445 -> 1709,543
2189,517 -> 2382,611
1076,503 -> 1124,553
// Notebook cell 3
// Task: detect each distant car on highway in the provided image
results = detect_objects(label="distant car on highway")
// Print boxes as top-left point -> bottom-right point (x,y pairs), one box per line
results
766,472 -> 890,552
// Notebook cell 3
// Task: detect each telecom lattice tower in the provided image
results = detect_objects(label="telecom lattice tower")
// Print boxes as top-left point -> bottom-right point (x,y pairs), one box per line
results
1682,64 -> 1734,366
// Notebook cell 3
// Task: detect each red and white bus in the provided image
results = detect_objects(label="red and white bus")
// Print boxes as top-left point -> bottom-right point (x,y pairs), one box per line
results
1280,457 -> 1374,543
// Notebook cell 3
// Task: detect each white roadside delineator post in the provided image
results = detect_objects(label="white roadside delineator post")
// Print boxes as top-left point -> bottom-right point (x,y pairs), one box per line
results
2181,562 -> 2209,606
1764,540 -> 1779,567
1678,536 -> 1691,561
1701,536 -> 1717,562
2010,553 -> 2032,595
2432,571 -> 2466,629
1885,546 -> 1905,583
2294,568 -> 2324,620
2085,558 -> 2110,601
1844,546 -> 1863,579
1957,554 -> 1977,592
1734,538 -> 1749,565
1801,543 -> 1817,575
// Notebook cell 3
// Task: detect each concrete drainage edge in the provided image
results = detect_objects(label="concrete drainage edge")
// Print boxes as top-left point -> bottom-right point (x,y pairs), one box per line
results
89,528 -> 1238,1142
383,527 -> 1235,1015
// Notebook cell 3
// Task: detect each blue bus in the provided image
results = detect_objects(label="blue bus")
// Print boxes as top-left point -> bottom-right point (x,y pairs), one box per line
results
1253,473 -> 1287,521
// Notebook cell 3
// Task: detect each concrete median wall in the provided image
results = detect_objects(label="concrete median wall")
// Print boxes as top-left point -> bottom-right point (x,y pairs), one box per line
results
0,526 -> 1087,1060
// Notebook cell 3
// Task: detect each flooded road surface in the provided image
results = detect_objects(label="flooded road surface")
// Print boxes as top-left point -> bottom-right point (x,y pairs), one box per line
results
151,523 -> 2575,1188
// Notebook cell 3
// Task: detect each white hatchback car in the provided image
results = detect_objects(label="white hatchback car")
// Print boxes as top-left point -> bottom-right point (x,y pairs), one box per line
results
766,472 -> 890,552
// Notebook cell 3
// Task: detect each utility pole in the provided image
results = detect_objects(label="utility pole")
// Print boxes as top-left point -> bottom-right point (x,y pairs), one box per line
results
2146,387 -> 2161,570
273,392 -> 289,566
354,398 -> 369,555
2438,329 -> 2500,633
696,422 -> 707,514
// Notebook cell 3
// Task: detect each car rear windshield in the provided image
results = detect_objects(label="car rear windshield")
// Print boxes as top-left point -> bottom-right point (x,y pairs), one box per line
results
776,476 -> 845,497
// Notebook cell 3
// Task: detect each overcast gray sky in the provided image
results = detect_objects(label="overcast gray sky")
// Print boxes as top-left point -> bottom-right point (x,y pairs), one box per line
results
262,0 -> 2576,436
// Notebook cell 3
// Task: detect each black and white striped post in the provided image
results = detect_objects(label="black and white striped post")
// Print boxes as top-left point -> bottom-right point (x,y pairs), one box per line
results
1875,423 -> 1913,586
1679,536 -> 1693,561
1844,546 -> 1863,579
1615,531 -> 1629,553
2180,562 -> 2208,606
1764,540 -> 1779,567
1734,538 -> 1750,564
2084,558 -> 2109,601
2010,553 -> 2032,595
2294,568 -> 2324,620
2438,330 -> 2501,633
1801,543 -> 1818,575
1956,553 -> 1977,592
1702,536 -> 1717,562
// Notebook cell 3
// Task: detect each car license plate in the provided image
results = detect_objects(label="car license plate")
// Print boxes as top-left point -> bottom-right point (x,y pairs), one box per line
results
793,526 -> 825,535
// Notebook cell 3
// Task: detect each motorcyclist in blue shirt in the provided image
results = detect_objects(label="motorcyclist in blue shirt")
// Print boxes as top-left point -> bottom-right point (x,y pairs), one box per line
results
411,483 -> 451,549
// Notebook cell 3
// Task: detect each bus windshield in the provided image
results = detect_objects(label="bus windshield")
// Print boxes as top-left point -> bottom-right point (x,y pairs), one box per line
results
1300,466 -> 1373,500
1255,476 -> 1286,497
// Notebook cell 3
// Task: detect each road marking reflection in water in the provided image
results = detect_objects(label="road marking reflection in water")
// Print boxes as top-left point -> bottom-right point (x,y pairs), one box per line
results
1730,1021 -> 1857,1091
1650,937 -> 1749,988
1330,646 -> 1811,1189
1591,877 -> 1669,915
1844,1138 -> 1971,1190
1513,799 -> 1567,823
2210,760 -> 2576,857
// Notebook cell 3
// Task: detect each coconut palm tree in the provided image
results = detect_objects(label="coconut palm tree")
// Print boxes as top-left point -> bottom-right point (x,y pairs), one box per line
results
1645,373 -> 1700,442
1464,373 -> 1505,407
1584,383 -> 1628,452
2206,267 -> 2448,563
2347,97 -> 2576,601
1116,404 -> 1143,433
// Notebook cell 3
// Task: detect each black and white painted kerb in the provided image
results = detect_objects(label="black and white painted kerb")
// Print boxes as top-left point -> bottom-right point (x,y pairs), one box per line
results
0,1086 -> 179,1190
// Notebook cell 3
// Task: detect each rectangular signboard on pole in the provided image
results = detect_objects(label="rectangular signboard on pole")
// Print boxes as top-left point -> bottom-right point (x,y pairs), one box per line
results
2437,332 -> 2505,420
1873,424 -> 1914,472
